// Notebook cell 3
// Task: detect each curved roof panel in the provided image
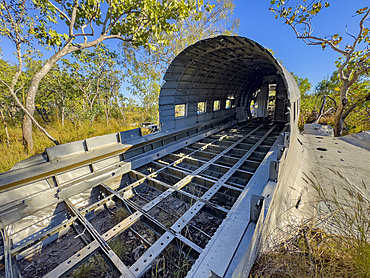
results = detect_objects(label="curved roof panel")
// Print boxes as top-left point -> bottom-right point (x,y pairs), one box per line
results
159,35 -> 298,132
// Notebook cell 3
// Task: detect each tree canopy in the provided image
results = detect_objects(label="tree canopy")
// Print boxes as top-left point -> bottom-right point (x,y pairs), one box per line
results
120,0 -> 239,115
270,0 -> 370,136
0,0 -> 205,151
292,73 -> 312,97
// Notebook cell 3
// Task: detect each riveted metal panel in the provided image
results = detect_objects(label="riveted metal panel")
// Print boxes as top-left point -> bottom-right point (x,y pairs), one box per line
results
46,140 -> 86,162
159,96 -> 175,105
119,128 -> 142,143
0,179 -> 50,206
57,165 -> 92,184
85,133 -> 120,150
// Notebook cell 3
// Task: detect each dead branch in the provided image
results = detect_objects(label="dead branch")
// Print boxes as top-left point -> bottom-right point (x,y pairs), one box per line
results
314,95 -> 327,124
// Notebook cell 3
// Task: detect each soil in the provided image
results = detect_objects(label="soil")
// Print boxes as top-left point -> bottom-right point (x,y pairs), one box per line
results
17,228 -> 86,278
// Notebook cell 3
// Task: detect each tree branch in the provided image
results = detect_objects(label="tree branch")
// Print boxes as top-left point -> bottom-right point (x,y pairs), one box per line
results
69,0 -> 79,37
314,95 -> 327,124
351,9 -> 370,55
89,19 -> 95,37
107,10 -> 140,32
67,34 -> 133,55
345,24 -> 357,41
49,1 -> 71,22
295,32 -> 348,55
0,80 -> 59,145
269,5 -> 349,56
327,95 -> 337,107
101,0 -> 112,35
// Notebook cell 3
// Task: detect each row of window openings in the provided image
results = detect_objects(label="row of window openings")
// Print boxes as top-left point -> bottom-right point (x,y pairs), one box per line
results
175,100 -> 234,118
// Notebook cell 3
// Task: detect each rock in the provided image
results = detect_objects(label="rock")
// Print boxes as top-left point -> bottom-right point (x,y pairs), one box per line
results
304,123 -> 334,136
341,130 -> 370,151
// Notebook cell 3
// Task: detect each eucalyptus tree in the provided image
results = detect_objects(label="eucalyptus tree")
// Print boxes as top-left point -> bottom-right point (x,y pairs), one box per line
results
0,0 -> 204,151
0,59 -> 14,144
101,68 -> 122,127
63,44 -> 118,122
47,63 -> 80,126
121,0 -> 239,117
270,1 -> 370,136
315,72 -> 370,130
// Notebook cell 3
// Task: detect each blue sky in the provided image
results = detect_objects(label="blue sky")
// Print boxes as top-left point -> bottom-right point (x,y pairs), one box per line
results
234,0 -> 367,90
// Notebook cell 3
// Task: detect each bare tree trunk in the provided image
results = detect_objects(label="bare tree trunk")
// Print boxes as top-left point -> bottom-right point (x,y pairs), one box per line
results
105,105 -> 109,129
105,95 -> 110,129
115,95 -> 126,123
342,91 -> 370,120
21,37 -> 107,150
22,53 -> 67,150
120,108 -> 126,123
10,88 -> 59,147
90,77 -> 101,113
106,110 -> 109,128
62,106 -> 65,126
0,108 -> 10,144
333,84 -> 350,137
35,106 -> 49,124
314,95 -> 327,124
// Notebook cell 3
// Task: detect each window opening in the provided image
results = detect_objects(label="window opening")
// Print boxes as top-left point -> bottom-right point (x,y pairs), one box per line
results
225,99 -> 231,109
227,95 -> 235,108
268,83 -> 276,116
175,104 -> 186,118
197,102 -> 206,114
213,100 -> 220,111
250,100 -> 257,118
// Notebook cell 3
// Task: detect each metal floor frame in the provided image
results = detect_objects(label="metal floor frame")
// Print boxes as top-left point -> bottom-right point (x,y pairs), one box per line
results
1,121 -> 285,278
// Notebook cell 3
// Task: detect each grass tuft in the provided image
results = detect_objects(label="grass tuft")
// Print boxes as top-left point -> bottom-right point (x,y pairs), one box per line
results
251,171 -> 370,278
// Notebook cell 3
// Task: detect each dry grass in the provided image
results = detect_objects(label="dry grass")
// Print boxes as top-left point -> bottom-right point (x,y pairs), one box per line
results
251,226 -> 360,278
0,111 -> 156,173
150,240 -> 195,278
112,207 -> 131,225
67,252 -> 118,278
251,171 -> 370,278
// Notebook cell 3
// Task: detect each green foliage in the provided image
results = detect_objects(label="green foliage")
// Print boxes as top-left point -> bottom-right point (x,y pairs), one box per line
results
120,0 -> 239,114
270,1 -> 331,38
2,0 -> 204,49
0,49 -> 156,172
298,71 -> 370,133
315,72 -> 370,132
0,106 -> 152,172
292,72 -> 312,97
0,60 -> 15,110
0,1 -> 240,170
270,1 -> 370,136
65,44 -> 121,122
0,0 -> 207,151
